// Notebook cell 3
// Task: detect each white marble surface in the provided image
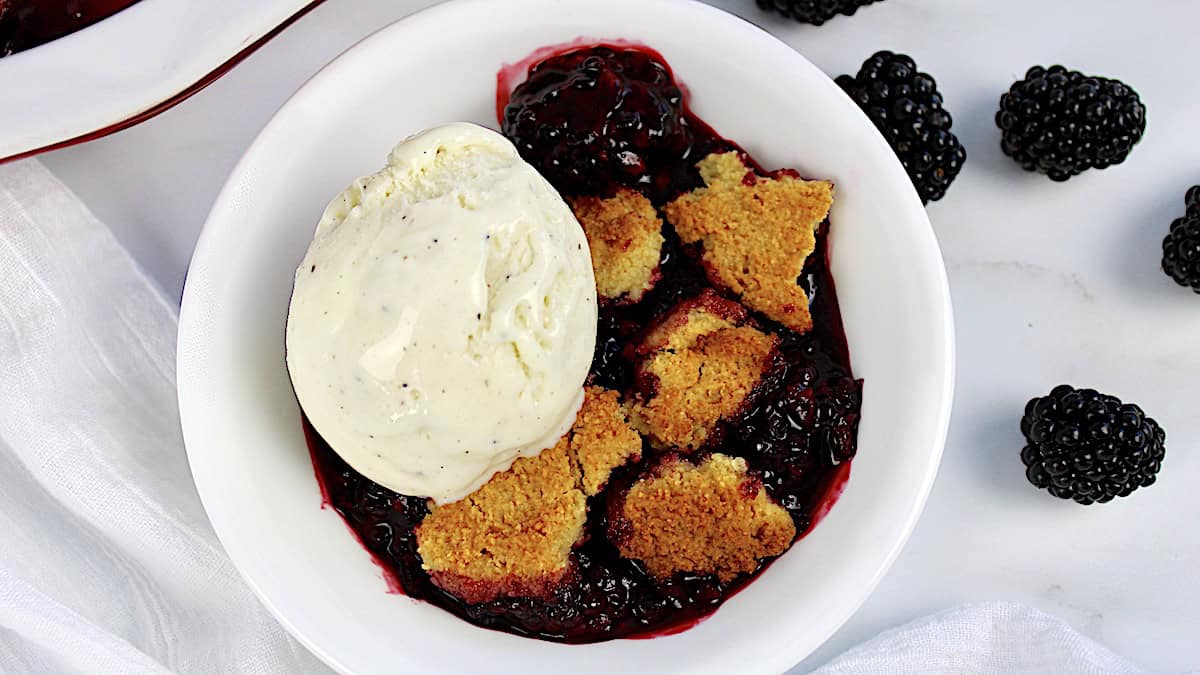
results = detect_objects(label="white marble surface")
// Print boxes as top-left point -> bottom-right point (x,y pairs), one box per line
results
39,0 -> 1200,671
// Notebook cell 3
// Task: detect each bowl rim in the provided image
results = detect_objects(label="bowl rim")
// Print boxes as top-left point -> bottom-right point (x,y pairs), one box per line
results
0,0 -> 322,163
177,0 -> 956,672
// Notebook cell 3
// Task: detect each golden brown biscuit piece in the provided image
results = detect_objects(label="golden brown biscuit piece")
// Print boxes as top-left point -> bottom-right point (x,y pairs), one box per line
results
415,387 -> 640,603
664,152 -> 833,334
572,387 -> 643,497
571,189 -> 665,303
629,291 -> 778,451
608,453 -> 796,582
415,439 -> 585,604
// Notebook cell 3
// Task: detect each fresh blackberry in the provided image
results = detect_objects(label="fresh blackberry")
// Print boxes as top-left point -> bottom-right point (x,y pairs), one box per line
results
835,51 -> 965,204
997,66 -> 1146,181
502,46 -> 692,196
1020,385 -> 1165,505
1162,186 -> 1200,293
757,0 -> 885,25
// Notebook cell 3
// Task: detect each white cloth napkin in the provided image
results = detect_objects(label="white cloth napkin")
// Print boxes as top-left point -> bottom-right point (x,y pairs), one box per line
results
0,159 -> 325,674
812,602 -> 1155,674
0,158 -> 1165,674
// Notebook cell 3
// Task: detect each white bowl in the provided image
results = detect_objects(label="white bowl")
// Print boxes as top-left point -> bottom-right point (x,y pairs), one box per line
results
177,0 -> 955,672
0,0 -> 314,161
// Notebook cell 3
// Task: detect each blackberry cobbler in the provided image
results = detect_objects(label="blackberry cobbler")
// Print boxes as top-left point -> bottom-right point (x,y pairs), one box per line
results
305,44 -> 863,643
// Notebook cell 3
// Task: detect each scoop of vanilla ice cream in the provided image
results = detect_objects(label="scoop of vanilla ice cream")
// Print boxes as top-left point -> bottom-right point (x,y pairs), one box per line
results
286,123 -> 597,504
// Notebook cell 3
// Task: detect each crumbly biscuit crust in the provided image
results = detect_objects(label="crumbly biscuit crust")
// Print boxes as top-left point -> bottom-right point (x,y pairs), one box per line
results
664,152 -> 833,333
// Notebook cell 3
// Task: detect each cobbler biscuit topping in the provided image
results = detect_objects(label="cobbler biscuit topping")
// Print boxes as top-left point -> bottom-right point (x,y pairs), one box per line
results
571,387 -> 644,497
629,291 -> 779,451
415,386 -> 641,603
665,152 -> 834,334
571,189 -> 665,304
609,453 -> 796,582
416,439 -> 586,604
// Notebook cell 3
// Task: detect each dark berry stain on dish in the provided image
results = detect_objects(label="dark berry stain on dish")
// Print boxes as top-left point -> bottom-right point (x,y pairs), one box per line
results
305,43 -> 863,643
0,0 -> 142,57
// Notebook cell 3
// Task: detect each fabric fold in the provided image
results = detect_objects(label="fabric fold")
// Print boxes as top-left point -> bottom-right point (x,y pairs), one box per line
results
814,601 -> 1154,675
0,159 -> 324,674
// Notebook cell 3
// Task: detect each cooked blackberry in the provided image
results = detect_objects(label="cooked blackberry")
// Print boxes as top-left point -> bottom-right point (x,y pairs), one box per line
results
1020,385 -> 1165,505
1,0 -> 142,58
996,66 -> 1146,181
590,312 -> 635,392
835,51 -> 965,203
756,0 -> 884,25
729,333 -> 861,526
1162,186 -> 1200,293
502,46 -> 693,196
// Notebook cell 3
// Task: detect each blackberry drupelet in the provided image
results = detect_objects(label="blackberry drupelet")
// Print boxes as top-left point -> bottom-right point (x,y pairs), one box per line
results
756,0 -> 884,25
996,66 -> 1146,181
1020,385 -> 1165,505
502,46 -> 692,196
1162,186 -> 1200,293
835,51 -> 965,203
